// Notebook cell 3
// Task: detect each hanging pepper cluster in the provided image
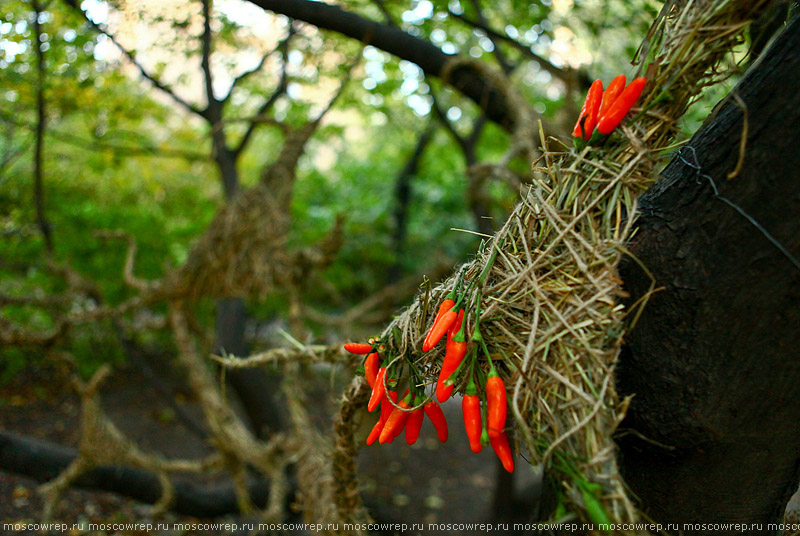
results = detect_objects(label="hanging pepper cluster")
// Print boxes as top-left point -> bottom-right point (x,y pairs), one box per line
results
344,339 -> 449,446
573,75 -> 646,148
344,244 -> 514,472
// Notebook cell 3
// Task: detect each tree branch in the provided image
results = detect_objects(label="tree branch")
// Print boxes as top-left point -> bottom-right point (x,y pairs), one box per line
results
0,119 -> 28,182
33,0 -> 53,252
466,0 -> 513,75
0,110 -> 207,161
223,40 -> 283,103
246,0 -> 517,130
64,0 -> 205,118
430,90 -> 469,155
448,8 -> 587,86
370,0 -> 396,26
388,122 -> 436,282
233,26 -> 293,157
200,0 -> 218,115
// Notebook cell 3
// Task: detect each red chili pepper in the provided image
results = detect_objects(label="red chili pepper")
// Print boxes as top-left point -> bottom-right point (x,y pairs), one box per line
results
366,390 -> 397,445
367,367 -> 386,412
462,374 -> 482,453
386,389 -> 409,443
596,77 -> 646,135
344,342 -> 373,354
597,75 -> 626,120
572,79 -> 603,141
436,310 -> 467,402
486,367 -> 507,438
364,352 -> 379,389
490,431 -> 515,472
423,305 -> 457,352
424,400 -> 448,442
447,308 -> 464,339
421,295 -> 455,351
405,399 -> 425,445
379,391 -> 413,444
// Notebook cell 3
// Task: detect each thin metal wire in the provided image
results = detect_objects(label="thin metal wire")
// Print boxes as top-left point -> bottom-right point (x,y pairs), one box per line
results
678,145 -> 800,272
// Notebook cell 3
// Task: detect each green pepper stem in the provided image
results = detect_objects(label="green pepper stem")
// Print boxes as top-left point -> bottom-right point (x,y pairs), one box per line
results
444,344 -> 475,385
464,359 -> 477,396
471,291 -> 483,341
477,240 -> 501,286
480,336 -> 498,376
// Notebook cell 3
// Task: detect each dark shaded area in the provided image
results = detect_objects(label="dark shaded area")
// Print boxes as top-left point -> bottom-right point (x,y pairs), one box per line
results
617,14 -> 800,534
0,430 -> 273,518
216,298 -> 286,438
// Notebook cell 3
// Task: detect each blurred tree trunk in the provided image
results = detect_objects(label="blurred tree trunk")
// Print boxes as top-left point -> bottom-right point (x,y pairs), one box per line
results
617,14 -> 800,533
388,124 -> 435,283
32,0 -> 52,252
213,163 -> 284,437
201,0 -> 285,437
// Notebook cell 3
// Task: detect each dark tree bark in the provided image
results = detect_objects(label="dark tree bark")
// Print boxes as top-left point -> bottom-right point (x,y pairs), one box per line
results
617,14 -> 800,533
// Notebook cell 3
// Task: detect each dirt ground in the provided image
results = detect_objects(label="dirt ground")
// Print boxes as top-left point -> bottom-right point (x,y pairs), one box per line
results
0,357 -> 538,536
2,357 -> 798,536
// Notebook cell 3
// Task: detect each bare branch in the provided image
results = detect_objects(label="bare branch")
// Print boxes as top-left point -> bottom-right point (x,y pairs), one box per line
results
303,261 -> 452,328
258,47 -> 358,177
212,344 -> 348,369
311,51 -> 359,123
234,26 -> 294,156
430,90 -> 469,155
389,123 -> 436,281
466,0 -> 513,75
370,0 -> 396,25
94,231 -> 154,292
0,118 -> 28,180
466,114 -> 487,148
200,0 -> 218,113
64,0 -> 204,118
0,110 -> 207,161
32,0 -> 53,252
223,40 -> 283,102
246,0 -> 517,130
448,9 -> 579,84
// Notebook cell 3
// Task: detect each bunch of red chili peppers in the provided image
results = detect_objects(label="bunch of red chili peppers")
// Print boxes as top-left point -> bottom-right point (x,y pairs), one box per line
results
345,250 -> 514,473
344,339 -> 450,446
572,75 -> 646,149
425,287 -> 514,473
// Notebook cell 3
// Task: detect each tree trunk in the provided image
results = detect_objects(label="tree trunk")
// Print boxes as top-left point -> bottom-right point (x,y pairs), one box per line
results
211,140 -> 285,437
32,0 -> 52,252
215,298 -> 284,437
388,125 -> 435,283
617,14 -> 800,533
